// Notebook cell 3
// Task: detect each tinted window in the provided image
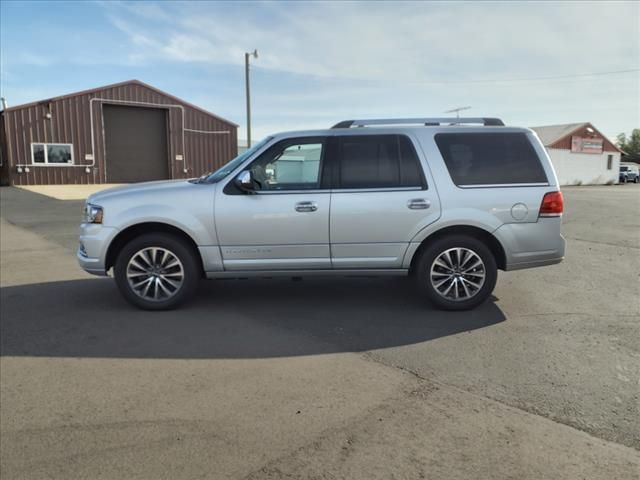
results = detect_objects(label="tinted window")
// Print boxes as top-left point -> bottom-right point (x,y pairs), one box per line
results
338,135 -> 424,189
47,145 -> 72,164
32,144 -> 45,163
399,136 -> 423,187
435,133 -> 547,186
250,138 -> 325,190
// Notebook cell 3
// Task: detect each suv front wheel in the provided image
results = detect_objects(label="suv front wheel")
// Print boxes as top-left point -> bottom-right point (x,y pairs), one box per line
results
415,235 -> 497,311
114,233 -> 200,310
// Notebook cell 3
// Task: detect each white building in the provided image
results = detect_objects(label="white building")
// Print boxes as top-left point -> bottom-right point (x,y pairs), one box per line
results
531,123 -> 623,185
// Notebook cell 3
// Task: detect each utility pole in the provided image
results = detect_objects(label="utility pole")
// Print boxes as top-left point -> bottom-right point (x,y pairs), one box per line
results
245,49 -> 258,147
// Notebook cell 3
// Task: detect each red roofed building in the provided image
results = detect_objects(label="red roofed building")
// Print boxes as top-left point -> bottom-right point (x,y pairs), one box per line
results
531,122 -> 623,185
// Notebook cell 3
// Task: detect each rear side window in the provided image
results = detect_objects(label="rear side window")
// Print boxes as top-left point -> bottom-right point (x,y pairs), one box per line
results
338,135 -> 424,189
435,132 -> 547,186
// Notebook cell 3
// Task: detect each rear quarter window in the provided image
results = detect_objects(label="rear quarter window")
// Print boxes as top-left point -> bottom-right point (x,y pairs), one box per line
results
435,132 -> 548,186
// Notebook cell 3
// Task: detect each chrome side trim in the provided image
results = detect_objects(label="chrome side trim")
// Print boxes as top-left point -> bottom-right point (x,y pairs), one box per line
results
249,187 -> 425,195
251,189 -> 331,195
331,186 -> 425,193
456,183 -> 550,189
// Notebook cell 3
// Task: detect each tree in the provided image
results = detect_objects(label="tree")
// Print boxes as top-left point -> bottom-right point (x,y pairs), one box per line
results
617,129 -> 640,157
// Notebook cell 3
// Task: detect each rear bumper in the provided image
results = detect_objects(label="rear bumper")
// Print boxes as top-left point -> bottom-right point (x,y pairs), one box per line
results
504,255 -> 564,271
494,217 -> 565,271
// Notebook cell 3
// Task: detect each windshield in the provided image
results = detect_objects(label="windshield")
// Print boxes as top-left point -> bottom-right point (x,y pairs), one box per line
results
200,137 -> 273,183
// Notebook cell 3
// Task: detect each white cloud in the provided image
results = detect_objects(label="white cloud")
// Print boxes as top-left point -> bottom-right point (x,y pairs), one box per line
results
104,1 -> 639,81
12,0 -> 629,140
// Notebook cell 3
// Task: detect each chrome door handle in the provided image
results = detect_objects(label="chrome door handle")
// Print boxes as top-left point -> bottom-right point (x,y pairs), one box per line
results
407,198 -> 430,210
295,201 -> 318,212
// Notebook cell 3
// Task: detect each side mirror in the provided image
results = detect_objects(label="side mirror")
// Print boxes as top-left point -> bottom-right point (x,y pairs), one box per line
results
235,170 -> 255,193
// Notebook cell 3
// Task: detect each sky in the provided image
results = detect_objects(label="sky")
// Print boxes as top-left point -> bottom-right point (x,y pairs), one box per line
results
1,0 -> 638,143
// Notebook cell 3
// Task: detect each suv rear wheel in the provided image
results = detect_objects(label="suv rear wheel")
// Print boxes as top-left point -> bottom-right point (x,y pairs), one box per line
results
415,235 -> 497,311
114,233 -> 200,310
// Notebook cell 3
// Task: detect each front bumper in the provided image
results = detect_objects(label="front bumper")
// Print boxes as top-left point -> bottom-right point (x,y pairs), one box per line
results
77,223 -> 119,276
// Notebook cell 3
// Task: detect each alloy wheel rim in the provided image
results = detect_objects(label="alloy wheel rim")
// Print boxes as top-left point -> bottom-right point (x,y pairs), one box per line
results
126,247 -> 184,302
429,247 -> 486,301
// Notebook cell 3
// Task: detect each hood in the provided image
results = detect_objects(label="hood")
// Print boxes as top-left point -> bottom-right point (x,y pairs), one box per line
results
87,179 -> 196,204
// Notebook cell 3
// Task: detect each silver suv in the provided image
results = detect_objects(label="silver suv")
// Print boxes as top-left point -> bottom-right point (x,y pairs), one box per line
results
78,117 -> 565,311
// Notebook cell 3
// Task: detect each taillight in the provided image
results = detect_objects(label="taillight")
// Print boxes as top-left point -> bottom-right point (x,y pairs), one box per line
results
539,191 -> 564,217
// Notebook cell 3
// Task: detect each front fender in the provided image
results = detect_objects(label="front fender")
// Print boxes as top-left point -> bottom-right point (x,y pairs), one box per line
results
97,181 -> 219,247
111,204 -> 216,246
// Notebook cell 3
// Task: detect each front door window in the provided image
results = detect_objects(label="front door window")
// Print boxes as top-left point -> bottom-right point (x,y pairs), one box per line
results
250,140 -> 324,191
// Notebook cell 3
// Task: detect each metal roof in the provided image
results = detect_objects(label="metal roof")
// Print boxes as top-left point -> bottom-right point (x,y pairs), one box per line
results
530,123 -> 587,146
531,122 -> 623,153
1,79 -> 238,127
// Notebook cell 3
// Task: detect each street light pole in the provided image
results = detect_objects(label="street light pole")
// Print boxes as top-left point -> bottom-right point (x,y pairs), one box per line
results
245,49 -> 258,147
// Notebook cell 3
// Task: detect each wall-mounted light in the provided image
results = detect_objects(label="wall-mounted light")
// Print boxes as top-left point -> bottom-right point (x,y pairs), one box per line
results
24,167 -> 30,173
85,167 -> 91,173
45,113 -> 52,119
17,166 -> 23,173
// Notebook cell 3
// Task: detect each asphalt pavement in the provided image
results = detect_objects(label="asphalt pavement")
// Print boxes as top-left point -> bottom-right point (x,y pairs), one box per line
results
1,184 -> 638,479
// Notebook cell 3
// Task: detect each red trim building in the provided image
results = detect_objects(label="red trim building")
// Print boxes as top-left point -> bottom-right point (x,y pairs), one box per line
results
531,122 -> 623,185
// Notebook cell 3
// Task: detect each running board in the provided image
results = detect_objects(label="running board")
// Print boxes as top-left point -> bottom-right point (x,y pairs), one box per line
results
205,269 -> 408,279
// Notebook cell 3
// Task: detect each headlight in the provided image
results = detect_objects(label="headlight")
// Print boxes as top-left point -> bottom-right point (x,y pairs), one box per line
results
82,203 -> 103,224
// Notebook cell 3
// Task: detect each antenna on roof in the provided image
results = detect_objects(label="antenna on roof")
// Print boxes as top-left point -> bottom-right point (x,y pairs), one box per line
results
444,106 -> 472,119
0,97 -> 7,111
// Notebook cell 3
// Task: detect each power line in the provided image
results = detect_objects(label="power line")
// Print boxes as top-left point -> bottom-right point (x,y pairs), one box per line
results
434,68 -> 639,85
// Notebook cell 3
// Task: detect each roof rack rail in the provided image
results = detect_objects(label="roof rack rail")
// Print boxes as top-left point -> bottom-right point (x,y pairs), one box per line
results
331,117 -> 505,128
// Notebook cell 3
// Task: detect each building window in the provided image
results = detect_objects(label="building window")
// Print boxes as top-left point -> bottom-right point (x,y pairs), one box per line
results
607,155 -> 613,170
31,143 -> 74,165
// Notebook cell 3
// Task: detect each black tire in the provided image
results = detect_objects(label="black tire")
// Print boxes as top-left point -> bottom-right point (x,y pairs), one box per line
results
414,235 -> 497,311
114,233 -> 200,310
